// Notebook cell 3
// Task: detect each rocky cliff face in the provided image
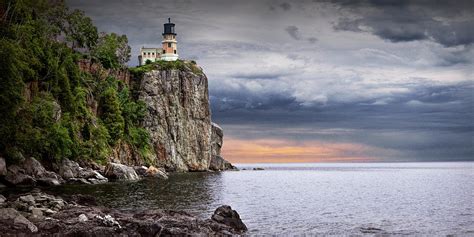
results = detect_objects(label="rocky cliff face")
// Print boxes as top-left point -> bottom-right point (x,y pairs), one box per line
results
137,64 -> 214,171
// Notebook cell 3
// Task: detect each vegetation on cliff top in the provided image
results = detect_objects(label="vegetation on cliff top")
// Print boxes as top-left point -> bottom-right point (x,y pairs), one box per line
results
0,0 -> 150,164
129,60 -> 204,78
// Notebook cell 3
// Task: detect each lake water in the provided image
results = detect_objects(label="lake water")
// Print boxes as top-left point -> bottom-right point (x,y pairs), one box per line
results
50,162 -> 473,235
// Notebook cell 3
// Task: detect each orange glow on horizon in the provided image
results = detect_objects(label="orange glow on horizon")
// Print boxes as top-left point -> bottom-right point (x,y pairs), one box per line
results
221,137 -> 380,163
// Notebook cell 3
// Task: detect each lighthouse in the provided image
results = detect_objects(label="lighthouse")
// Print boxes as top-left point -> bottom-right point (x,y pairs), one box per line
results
161,18 -> 178,61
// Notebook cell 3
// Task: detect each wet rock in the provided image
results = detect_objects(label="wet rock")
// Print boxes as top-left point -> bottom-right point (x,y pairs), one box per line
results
104,162 -> 139,181
19,195 -> 35,205
66,194 -> 98,206
5,165 -> 36,186
0,157 -> 6,176
0,191 -> 248,236
209,155 -> 237,171
211,205 -> 248,233
78,214 -> 88,222
0,208 -> 38,233
4,157 -> 62,186
134,166 -> 148,176
96,214 -> 121,228
145,166 -> 168,179
31,208 -> 44,217
37,177 -> 61,186
0,195 -> 5,206
59,159 -> 108,184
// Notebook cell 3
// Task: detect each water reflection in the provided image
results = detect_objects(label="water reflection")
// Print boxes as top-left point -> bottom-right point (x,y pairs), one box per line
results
50,172 -> 224,217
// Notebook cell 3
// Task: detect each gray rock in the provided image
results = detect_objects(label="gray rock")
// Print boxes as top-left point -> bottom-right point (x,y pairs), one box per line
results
209,155 -> 236,171
4,157 -> 62,186
37,178 -> 61,186
138,68 -> 212,171
5,165 -> 36,186
59,159 -> 108,184
211,205 -> 248,233
78,213 -> 88,222
96,214 -> 121,228
19,195 -> 35,205
0,157 -> 6,176
0,191 -> 247,236
0,208 -> 38,233
0,195 -> 5,206
104,163 -> 139,181
31,208 -> 43,217
134,166 -> 148,176
44,209 -> 56,216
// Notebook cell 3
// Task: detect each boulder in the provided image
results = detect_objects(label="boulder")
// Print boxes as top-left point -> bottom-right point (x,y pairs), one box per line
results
0,208 -> 38,233
59,159 -> 108,184
145,166 -> 168,179
4,165 -> 36,186
0,195 -> 6,206
209,156 -> 236,171
104,163 -> 139,181
78,214 -> 88,222
4,157 -> 62,186
0,157 -> 6,176
134,166 -> 148,176
211,205 -> 247,233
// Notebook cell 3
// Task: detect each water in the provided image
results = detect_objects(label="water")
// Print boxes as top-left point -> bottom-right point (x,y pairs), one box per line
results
38,162 -> 474,235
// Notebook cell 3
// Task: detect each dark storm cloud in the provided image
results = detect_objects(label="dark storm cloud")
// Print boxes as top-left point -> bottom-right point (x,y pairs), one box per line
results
231,71 -> 292,80
285,25 -> 301,40
307,37 -> 318,44
331,0 -> 474,47
211,80 -> 474,161
67,0 -> 473,162
279,2 -> 292,11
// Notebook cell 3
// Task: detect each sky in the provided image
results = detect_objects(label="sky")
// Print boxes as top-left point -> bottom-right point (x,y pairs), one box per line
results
67,0 -> 474,163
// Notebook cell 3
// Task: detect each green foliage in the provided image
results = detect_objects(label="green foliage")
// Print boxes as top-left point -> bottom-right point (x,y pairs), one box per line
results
100,87 -> 125,144
129,60 -> 203,78
91,33 -> 131,69
14,93 -> 72,161
66,9 -> 98,50
0,0 -> 150,164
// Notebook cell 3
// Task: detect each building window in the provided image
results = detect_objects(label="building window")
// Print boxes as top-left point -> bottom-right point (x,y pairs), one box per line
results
152,52 -> 155,56
174,50 -> 176,54
163,50 -> 166,54
148,52 -> 151,56
168,43 -> 171,47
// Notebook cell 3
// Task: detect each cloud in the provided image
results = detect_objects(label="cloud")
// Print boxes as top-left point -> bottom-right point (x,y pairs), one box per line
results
331,0 -> 474,47
307,37 -> 318,43
285,25 -> 301,40
279,2 -> 292,11
67,0 -> 474,162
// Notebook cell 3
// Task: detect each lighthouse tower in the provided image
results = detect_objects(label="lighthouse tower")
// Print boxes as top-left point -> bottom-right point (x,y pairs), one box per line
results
161,18 -> 178,61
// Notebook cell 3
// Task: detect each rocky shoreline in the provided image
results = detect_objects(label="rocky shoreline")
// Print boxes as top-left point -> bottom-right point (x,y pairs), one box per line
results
0,156 -> 191,188
0,156 -> 247,236
0,189 -> 247,236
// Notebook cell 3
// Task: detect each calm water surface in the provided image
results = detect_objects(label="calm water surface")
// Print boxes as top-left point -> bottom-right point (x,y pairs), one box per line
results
45,162 -> 474,235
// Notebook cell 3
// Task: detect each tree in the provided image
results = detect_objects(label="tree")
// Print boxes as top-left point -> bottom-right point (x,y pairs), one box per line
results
100,87 -> 125,144
65,9 -> 98,50
92,32 -> 131,69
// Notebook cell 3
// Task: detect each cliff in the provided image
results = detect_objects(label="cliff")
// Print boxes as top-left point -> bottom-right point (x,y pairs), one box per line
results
0,0 -> 234,177
132,60 -> 233,171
